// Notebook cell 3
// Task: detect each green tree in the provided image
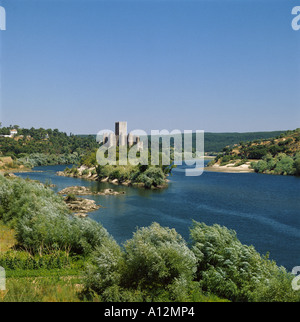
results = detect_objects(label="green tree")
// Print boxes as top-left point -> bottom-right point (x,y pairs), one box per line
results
122,223 -> 197,289
294,157 -> 300,176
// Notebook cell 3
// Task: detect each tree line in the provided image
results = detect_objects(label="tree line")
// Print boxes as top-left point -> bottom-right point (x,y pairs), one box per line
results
0,125 -> 98,167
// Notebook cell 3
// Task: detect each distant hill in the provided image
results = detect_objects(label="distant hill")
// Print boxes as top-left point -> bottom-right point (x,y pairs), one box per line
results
210,129 -> 300,176
79,130 -> 285,154
202,131 -> 285,153
146,130 -> 285,153
223,129 -> 300,158
3,127 -> 285,157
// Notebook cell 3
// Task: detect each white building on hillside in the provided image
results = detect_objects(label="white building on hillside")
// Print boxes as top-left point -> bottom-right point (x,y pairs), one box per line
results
0,129 -> 18,138
10,129 -> 18,137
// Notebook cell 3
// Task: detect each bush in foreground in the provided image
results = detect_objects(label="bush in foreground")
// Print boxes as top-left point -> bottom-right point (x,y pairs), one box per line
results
83,223 -> 203,302
1,175 -> 298,302
83,221 -> 300,302
0,175 -> 111,256
190,221 -> 299,302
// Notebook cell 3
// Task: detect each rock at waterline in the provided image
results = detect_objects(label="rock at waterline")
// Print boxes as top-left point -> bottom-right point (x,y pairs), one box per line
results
64,195 -> 101,215
58,185 -> 125,196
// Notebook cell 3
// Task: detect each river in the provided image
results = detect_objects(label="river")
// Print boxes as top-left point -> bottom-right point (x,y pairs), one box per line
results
15,162 -> 300,271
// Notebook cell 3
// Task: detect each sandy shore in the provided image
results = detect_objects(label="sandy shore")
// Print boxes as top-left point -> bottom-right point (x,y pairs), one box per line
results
204,162 -> 255,173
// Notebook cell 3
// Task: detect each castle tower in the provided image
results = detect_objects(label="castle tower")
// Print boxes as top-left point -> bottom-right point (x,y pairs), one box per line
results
115,121 -> 127,147
128,132 -> 134,148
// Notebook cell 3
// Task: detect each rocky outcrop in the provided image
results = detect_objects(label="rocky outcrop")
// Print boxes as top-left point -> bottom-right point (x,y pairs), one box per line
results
57,171 -> 70,177
100,188 -> 125,195
3,173 -> 17,178
59,186 -> 93,195
61,185 -> 126,218
64,195 -> 101,218
58,185 -> 125,196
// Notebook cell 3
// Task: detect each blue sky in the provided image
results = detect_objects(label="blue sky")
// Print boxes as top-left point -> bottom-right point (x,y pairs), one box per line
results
0,0 -> 299,134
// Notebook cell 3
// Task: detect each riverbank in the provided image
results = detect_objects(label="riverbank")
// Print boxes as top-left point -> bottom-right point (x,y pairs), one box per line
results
0,156 -> 32,174
204,162 -> 255,173
203,156 -> 256,173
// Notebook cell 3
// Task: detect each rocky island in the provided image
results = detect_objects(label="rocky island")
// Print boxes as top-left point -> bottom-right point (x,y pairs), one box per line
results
57,163 -> 169,189
59,185 -> 126,218
63,194 -> 101,218
58,185 -> 125,196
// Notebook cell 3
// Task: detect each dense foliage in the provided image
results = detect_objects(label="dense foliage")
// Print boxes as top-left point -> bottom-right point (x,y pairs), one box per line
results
84,223 -> 205,302
64,148 -> 169,189
0,126 -> 98,167
83,221 -> 300,302
210,129 -> 300,176
17,153 -> 80,168
63,162 -> 168,189
0,175 -> 111,255
190,222 -> 298,302
95,164 -> 167,188
251,153 -> 300,176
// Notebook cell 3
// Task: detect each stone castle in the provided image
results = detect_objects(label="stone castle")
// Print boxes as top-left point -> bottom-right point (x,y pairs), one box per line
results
103,122 -> 143,151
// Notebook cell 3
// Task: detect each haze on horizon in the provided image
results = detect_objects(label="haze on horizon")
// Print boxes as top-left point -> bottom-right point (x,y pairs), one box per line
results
0,0 -> 299,135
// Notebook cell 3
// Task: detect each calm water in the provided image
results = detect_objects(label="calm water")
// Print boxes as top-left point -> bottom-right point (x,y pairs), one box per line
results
16,162 -> 300,271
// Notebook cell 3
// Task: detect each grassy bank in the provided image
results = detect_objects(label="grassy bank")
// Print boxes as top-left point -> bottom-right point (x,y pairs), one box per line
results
0,221 -> 86,302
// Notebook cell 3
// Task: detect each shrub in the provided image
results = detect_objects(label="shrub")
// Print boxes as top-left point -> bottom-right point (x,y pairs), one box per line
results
190,221 -> 299,302
65,193 -> 77,202
137,167 -> 165,188
109,169 -> 121,180
70,167 -> 79,176
16,212 -> 112,256
294,157 -> 300,176
83,222 -> 198,301
273,155 -> 295,175
83,237 -> 124,295
122,223 -> 197,289
251,153 -> 298,176
81,169 -> 90,176
0,175 -> 112,256
0,175 -> 67,227
137,173 -> 153,188
252,160 -> 268,173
